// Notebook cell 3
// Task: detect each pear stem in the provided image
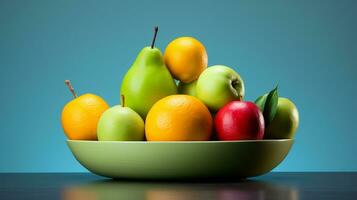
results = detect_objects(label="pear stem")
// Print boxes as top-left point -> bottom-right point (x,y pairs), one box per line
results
151,26 -> 158,49
65,80 -> 77,98
121,95 -> 125,107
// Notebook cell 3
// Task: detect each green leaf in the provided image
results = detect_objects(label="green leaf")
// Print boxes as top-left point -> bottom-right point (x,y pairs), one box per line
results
255,85 -> 279,128
263,86 -> 278,127
254,94 -> 267,112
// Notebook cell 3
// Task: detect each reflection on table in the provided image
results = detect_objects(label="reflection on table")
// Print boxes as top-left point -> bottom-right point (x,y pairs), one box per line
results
63,179 -> 299,200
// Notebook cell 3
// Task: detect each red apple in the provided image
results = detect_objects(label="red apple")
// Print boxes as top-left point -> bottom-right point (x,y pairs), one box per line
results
215,101 -> 265,140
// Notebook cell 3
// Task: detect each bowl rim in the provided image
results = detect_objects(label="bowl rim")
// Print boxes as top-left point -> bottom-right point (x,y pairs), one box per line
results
67,139 -> 293,144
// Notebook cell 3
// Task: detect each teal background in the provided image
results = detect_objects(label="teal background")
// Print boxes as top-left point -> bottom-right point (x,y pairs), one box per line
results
0,0 -> 356,172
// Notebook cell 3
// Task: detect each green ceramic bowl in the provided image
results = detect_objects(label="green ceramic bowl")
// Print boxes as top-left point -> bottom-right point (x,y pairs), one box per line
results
67,139 -> 293,180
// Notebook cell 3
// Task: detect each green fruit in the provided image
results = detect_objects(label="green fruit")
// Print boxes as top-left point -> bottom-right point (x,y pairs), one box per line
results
97,105 -> 144,141
120,28 -> 177,119
178,80 -> 197,96
260,97 -> 299,139
196,65 -> 244,112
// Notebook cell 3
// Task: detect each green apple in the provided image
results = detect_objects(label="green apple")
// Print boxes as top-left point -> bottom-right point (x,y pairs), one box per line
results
196,65 -> 245,112
256,97 -> 299,139
97,104 -> 144,141
178,80 -> 197,96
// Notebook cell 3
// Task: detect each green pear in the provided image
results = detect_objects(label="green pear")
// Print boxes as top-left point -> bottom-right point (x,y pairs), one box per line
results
120,27 -> 177,119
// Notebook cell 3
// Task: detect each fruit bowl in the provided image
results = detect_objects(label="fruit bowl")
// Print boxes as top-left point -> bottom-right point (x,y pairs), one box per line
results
67,139 -> 293,180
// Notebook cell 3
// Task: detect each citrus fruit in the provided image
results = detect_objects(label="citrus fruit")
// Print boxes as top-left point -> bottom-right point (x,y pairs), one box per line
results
61,93 -> 109,140
164,37 -> 208,83
145,95 -> 213,141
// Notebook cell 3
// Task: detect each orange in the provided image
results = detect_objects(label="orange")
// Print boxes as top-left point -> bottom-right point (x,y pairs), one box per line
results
61,93 -> 109,140
145,95 -> 212,141
164,37 -> 208,83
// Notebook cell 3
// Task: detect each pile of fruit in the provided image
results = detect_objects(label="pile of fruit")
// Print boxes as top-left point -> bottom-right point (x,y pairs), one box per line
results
61,27 -> 299,141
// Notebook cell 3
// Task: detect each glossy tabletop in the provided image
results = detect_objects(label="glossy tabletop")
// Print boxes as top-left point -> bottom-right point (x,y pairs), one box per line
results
0,173 -> 356,200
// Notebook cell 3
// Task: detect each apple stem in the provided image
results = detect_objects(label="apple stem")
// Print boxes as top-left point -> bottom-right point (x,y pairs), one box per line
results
65,80 -> 77,98
151,26 -> 158,49
121,95 -> 125,107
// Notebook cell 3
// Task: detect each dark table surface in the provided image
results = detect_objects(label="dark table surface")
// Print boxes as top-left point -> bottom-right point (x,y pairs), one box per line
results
0,172 -> 356,200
